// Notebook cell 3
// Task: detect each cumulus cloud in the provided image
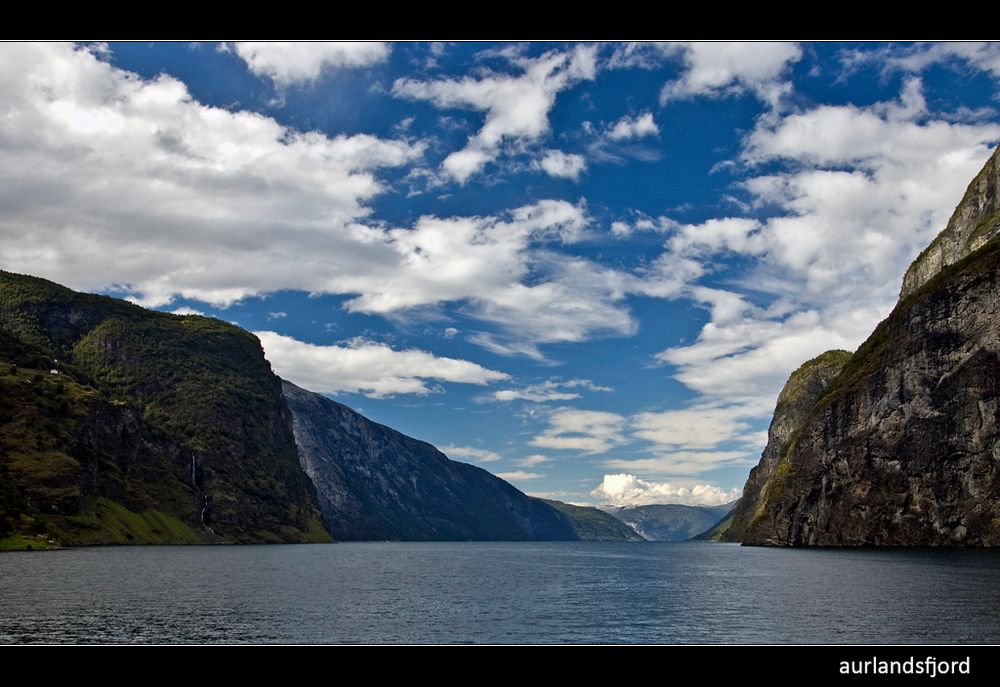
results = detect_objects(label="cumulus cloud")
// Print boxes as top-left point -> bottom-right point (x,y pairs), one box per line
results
232,42 -> 390,86
610,42 -> 800,107
591,473 -> 739,506
487,378 -> 612,403
530,408 -> 627,454
535,149 -> 587,180
659,42 -> 802,106
632,404 -> 757,450
439,445 -> 501,463
0,44 -> 691,359
256,331 -> 508,398
0,42 -> 425,308
666,218 -> 765,257
495,471 -> 544,481
651,79 -> 999,413
392,44 -> 597,183
607,112 -> 659,141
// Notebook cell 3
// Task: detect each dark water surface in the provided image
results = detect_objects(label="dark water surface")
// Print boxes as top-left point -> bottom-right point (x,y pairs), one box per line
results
2,542 -> 999,644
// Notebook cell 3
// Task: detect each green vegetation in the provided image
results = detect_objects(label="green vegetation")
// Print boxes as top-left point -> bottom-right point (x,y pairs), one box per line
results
773,349 -> 852,417
540,499 -> 643,541
0,269 -> 330,547
696,514 -> 733,541
0,532 -> 60,551
61,497 -> 201,545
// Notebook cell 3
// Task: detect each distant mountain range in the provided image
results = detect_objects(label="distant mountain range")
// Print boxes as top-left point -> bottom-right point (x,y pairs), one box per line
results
0,271 -> 636,548
601,502 -> 736,542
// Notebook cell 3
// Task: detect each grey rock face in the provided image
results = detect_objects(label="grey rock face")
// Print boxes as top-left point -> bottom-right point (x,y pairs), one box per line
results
733,147 -> 1000,547
900,146 -> 1000,300
744,244 -> 1000,545
721,350 -> 851,542
282,380 -> 581,541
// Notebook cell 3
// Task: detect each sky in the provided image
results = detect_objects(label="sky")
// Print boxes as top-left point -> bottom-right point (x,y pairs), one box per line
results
1,41 -> 999,507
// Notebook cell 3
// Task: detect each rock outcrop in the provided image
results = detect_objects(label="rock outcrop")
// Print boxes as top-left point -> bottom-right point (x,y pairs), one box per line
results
900,146 -> 1000,300
738,146 -> 1000,546
283,380 -> 635,541
721,351 -> 851,542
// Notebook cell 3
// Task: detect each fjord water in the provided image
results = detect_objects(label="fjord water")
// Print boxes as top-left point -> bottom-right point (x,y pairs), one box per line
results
2,542 -> 999,644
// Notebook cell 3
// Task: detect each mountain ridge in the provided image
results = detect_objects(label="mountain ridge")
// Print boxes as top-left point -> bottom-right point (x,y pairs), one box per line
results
735,145 -> 1000,547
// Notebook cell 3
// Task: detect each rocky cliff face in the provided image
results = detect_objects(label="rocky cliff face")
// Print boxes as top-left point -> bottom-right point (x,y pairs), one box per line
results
900,146 -> 1000,300
0,271 -> 329,546
721,351 -> 851,542
283,380 -> 630,541
740,147 -> 1000,546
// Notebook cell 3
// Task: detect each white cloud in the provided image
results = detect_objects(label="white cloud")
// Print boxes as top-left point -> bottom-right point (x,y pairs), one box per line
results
658,42 -> 802,106
0,44 -> 690,359
0,43 -> 426,309
170,306 -> 204,316
632,404 -> 756,450
846,42 -> 1000,82
393,45 -> 597,183
649,80 -> 1000,415
530,408 -> 627,454
666,218 -> 764,257
535,149 -> 587,180
488,378 -> 612,403
657,305 -> 867,407
591,473 -> 739,507
442,327 -> 459,338
609,42 -> 800,106
256,331 -> 508,398
604,451 -> 753,476
439,445 -> 501,463
517,454 -> 550,467
496,471 -> 544,481
267,311 -> 287,320
607,112 -> 659,141
232,42 -> 390,86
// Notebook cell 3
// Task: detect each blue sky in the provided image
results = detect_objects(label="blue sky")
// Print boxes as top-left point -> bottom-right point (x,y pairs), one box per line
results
2,42 -> 999,506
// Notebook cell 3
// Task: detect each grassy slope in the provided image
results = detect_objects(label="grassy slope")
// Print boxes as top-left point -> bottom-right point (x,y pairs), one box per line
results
540,499 -> 644,541
0,270 -> 329,547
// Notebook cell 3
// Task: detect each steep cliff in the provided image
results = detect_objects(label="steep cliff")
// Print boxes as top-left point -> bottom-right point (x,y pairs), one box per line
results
741,147 -> 1000,546
721,351 -> 851,542
0,271 -> 329,546
283,380 -> 630,541
900,145 -> 1000,299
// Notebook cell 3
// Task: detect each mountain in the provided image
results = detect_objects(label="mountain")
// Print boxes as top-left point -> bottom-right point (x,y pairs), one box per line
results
603,502 -> 736,542
718,351 -> 852,543
0,270 -> 329,547
539,499 -> 643,541
737,145 -> 1000,546
282,380 -> 636,541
